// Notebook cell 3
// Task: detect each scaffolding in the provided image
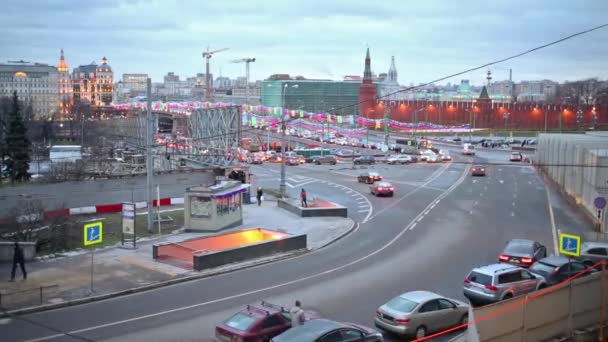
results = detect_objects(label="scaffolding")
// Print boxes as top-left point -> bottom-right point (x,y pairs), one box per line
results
189,105 -> 242,166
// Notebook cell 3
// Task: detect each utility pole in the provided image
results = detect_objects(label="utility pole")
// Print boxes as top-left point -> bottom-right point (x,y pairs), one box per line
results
146,78 -> 153,233
279,83 -> 297,198
383,106 -> 390,150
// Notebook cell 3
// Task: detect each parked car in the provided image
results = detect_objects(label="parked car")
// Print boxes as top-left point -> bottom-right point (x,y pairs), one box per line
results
374,291 -> 469,339
358,172 -> 382,184
471,165 -> 486,176
271,319 -> 383,342
312,155 -> 338,165
510,152 -> 523,162
578,242 -> 608,267
499,239 -> 547,268
371,182 -> 395,197
215,301 -> 319,342
354,155 -> 376,165
386,154 -> 412,165
463,263 -> 546,306
529,256 -> 595,286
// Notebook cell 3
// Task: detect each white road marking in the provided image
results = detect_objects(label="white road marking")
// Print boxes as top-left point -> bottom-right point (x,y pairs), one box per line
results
512,202 -> 516,207
498,168 -> 502,172
417,217 -> 424,222
424,210 -> 430,215
345,190 -> 352,194
410,223 -> 417,230
510,212 -> 515,217
469,210 -> 473,215
24,165 -> 471,342
430,204 -> 436,209
285,182 -> 294,188
499,180 -> 504,184
472,179 -> 477,184
351,193 -> 360,197
474,201 -> 478,206
357,209 -> 369,213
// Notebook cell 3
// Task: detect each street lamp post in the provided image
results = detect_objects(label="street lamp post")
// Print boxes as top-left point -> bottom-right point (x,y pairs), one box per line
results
592,107 -> 597,130
503,112 -> 510,129
576,109 -> 583,129
279,83 -> 298,199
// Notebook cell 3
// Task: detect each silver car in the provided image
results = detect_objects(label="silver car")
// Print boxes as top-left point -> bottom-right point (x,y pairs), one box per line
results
463,263 -> 546,306
578,241 -> 608,267
374,291 -> 469,339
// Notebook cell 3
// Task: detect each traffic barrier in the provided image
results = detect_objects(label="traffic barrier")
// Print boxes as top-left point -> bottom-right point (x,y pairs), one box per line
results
413,260 -> 606,342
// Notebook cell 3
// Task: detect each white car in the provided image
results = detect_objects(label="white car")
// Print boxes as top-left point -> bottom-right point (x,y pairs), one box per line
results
419,150 -> 436,162
462,143 -> 476,155
387,154 -> 412,165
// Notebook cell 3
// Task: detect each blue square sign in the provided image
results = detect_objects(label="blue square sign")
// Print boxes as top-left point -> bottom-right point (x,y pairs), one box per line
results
559,233 -> 580,257
84,221 -> 103,246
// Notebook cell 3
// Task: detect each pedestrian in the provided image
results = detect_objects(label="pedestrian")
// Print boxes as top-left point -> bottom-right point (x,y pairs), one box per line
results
10,242 -> 27,281
300,188 -> 307,208
256,187 -> 263,206
289,300 -> 305,326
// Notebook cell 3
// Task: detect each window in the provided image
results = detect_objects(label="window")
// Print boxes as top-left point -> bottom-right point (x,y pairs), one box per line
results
419,300 -> 440,313
521,270 -> 534,280
498,271 -> 522,284
341,329 -> 364,340
588,248 -> 608,256
385,297 -> 418,313
261,315 -> 283,329
467,271 -> 492,285
319,331 -> 343,342
438,299 -> 456,310
224,313 -> 256,331
570,262 -> 586,273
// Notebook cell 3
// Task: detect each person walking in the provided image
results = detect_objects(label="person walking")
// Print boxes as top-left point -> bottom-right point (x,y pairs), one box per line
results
289,300 -> 305,326
300,188 -> 307,208
256,187 -> 263,206
10,242 -> 27,281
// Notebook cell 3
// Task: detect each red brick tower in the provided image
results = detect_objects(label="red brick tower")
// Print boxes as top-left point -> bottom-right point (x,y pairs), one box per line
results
359,47 -> 377,118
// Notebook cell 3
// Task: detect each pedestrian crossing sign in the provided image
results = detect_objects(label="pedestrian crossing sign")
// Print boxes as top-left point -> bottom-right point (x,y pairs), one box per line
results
559,233 -> 581,257
84,221 -> 103,246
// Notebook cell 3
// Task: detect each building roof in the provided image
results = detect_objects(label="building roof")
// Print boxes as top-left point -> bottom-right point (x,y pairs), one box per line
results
478,86 -> 490,99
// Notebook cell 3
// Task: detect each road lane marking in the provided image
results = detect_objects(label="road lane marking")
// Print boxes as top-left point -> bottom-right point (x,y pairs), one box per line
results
499,180 -> 504,184
545,185 -> 559,255
410,223 -> 417,230
285,182 -> 294,188
510,212 -> 515,217
357,209 -> 368,213
23,164 -> 469,342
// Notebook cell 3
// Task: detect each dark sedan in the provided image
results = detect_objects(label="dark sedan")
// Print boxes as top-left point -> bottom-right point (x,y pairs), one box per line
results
499,239 -> 547,268
471,165 -> 486,176
312,155 -> 338,165
354,155 -> 376,165
271,319 -> 383,342
529,256 -> 595,286
358,172 -> 382,184
371,182 -> 395,197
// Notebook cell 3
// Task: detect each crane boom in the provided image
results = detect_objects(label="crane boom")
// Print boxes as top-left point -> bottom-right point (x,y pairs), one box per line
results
202,46 -> 229,101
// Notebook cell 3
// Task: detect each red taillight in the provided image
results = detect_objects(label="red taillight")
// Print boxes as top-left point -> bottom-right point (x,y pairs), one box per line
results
485,285 -> 498,291
377,187 -> 384,191
499,254 -> 509,261
389,187 -> 395,190
472,168 -> 476,171
522,257 -> 533,264
464,278 -> 471,284
395,318 -> 410,324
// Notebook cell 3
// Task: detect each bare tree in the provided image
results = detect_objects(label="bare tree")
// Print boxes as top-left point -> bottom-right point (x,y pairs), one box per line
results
558,78 -> 608,106
9,199 -> 45,242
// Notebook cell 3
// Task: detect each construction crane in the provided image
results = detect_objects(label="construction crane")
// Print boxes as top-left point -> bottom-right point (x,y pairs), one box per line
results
202,46 -> 229,101
231,58 -> 256,105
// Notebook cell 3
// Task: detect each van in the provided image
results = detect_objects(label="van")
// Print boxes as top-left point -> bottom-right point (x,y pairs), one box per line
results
462,143 -> 476,155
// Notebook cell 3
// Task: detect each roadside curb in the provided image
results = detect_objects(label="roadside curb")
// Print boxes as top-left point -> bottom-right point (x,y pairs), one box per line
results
0,219 -> 357,318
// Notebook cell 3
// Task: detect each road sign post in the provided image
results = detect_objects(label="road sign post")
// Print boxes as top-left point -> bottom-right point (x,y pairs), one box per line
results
84,221 -> 103,294
594,197 -> 606,232
558,233 -> 581,257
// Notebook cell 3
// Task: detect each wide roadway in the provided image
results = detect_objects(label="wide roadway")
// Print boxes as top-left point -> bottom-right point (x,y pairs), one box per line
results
2,151 -> 557,342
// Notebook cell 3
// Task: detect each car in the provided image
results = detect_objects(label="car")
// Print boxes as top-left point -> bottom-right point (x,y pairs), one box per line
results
285,156 -> 300,166
271,318 -> 383,342
248,153 -> 265,164
268,155 -> 283,163
374,290 -> 469,339
358,172 -> 382,184
371,181 -> 394,197
354,155 -> 376,165
471,165 -> 486,176
386,154 -> 412,165
499,239 -> 547,268
462,143 -> 476,155
510,152 -> 523,162
426,154 -> 440,163
441,153 -> 452,162
313,155 -> 338,165
419,150 -> 437,162
578,242 -> 608,267
215,301 -> 319,342
529,256 -> 595,286
463,263 -> 546,306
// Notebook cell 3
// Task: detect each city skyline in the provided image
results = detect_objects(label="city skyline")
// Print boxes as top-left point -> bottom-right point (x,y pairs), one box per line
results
1,0 -> 608,85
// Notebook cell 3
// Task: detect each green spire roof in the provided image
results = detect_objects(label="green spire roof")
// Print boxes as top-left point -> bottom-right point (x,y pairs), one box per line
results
479,86 -> 490,99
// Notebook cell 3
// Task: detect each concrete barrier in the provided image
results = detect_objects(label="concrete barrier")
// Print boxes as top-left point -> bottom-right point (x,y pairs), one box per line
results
0,241 -> 37,262
193,234 -> 306,271
277,199 -> 348,218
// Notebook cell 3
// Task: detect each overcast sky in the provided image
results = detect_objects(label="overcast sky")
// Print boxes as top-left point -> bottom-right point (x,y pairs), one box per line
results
1,0 -> 607,85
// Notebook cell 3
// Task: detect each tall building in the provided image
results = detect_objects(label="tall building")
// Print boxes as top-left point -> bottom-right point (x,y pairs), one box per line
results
72,57 -> 114,106
57,49 -> 72,116
0,60 -> 59,118
359,47 -> 378,117
488,80 -> 514,102
515,80 -> 558,102
122,73 -> 148,92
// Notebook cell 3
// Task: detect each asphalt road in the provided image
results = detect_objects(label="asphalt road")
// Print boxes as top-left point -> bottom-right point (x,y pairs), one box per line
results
1,146 -> 577,342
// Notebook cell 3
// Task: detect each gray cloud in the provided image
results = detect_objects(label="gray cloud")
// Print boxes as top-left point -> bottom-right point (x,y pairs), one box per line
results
0,0 -> 606,84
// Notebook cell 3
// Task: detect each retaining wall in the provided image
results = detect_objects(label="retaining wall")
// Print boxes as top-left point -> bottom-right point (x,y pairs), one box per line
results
277,199 -> 348,218
0,241 -> 37,262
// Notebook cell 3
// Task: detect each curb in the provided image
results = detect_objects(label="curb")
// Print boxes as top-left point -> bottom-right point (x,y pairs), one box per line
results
0,219 -> 357,318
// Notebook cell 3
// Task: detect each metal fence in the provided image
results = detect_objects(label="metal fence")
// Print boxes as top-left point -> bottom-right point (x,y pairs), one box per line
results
0,284 -> 58,310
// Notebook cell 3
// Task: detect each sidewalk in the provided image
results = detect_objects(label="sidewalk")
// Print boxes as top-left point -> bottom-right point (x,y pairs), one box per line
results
0,201 -> 354,312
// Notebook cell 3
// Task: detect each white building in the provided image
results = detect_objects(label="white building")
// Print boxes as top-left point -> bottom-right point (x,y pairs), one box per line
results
50,145 -> 82,162
0,60 -> 59,118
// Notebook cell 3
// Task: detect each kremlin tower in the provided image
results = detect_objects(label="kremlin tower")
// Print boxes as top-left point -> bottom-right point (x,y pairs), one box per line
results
57,49 -> 72,116
358,47 -> 377,118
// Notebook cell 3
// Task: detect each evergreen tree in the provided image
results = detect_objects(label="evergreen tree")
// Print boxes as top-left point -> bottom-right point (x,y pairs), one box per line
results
4,91 -> 31,183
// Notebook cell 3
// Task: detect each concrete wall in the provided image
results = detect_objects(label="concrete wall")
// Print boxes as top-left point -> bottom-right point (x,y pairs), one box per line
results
0,241 -> 36,262
193,234 -> 306,271
185,193 -> 243,232
277,199 -> 348,218
469,272 -> 607,341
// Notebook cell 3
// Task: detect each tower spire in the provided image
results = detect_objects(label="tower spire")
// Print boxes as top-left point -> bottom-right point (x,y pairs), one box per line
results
388,56 -> 398,83
363,47 -> 372,84
57,48 -> 68,73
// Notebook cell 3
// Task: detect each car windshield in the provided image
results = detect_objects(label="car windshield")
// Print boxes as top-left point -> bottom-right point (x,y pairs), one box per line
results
377,182 -> 391,187
369,173 -> 379,176
225,313 -> 256,331
385,296 -> 418,313
504,242 -> 533,255
467,271 -> 492,285
530,262 -> 557,276
474,165 -> 484,169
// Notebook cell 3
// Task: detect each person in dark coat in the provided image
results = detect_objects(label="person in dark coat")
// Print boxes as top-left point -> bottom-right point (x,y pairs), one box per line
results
256,187 -> 263,206
300,188 -> 308,208
10,242 -> 27,281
